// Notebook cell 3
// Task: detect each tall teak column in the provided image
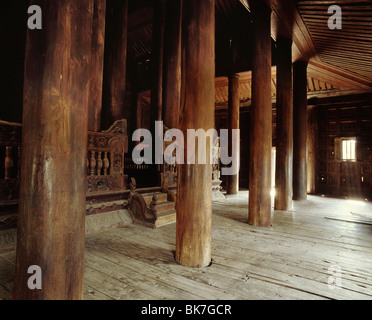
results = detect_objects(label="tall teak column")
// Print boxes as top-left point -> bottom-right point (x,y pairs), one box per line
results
162,0 -> 182,129
13,0 -> 93,300
248,2 -> 272,227
227,74 -> 240,195
101,0 -> 128,129
274,37 -> 293,210
293,60 -> 308,200
175,0 -> 215,268
88,0 -> 107,132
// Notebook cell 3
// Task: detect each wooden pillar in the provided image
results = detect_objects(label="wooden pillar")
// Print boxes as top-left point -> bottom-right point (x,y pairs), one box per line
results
151,0 -> 166,185
151,0 -> 166,124
307,106 -> 317,194
175,0 -> 215,268
162,0 -> 182,129
227,74 -> 240,195
248,2 -> 272,227
293,60 -> 308,200
101,0 -> 128,129
13,0 -> 93,300
274,37 -> 293,210
88,0 -> 107,132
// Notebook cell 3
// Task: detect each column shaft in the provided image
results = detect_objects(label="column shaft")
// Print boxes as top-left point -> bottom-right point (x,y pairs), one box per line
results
293,60 -> 308,200
101,0 -> 128,129
227,74 -> 240,195
88,0 -> 106,132
14,0 -> 93,300
175,0 -> 215,268
162,0 -> 182,129
274,37 -> 293,210
248,2 -> 272,227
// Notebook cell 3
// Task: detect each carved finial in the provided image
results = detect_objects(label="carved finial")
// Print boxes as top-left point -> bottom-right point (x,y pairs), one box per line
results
102,119 -> 127,135
130,177 -> 137,192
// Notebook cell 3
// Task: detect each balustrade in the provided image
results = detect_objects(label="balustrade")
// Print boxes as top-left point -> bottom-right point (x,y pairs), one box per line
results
0,119 -> 128,202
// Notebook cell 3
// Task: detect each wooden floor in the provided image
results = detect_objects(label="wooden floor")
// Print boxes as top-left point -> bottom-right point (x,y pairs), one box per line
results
1,191 -> 372,300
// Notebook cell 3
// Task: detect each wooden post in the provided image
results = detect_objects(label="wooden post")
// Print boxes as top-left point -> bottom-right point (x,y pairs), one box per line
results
151,0 -> 166,124
13,0 -> 93,300
307,106 -> 317,194
274,37 -> 293,210
293,60 -> 308,200
88,0 -> 107,132
175,0 -> 215,268
151,0 -> 166,185
227,74 -> 240,195
248,2 -> 272,227
162,0 -> 182,129
101,0 -> 128,129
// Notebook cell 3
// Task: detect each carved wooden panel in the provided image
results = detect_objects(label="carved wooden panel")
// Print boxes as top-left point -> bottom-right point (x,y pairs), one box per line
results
0,119 -> 128,200
87,120 -> 127,193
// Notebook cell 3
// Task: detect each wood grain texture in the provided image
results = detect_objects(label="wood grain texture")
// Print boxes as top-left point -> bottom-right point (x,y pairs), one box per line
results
175,0 -> 215,268
307,107 -> 317,194
275,37 -> 293,210
101,0 -> 128,130
293,60 -> 308,201
162,0 -> 182,129
88,0 -> 106,132
3,192 -> 372,300
13,0 -> 93,300
226,74 -> 240,195
248,2 -> 272,227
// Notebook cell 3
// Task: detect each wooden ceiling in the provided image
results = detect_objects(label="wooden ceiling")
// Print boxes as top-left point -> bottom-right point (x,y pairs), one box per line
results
214,0 -> 372,107
126,0 -> 372,105
296,1 -> 372,86
271,0 -> 372,91
215,68 -> 339,106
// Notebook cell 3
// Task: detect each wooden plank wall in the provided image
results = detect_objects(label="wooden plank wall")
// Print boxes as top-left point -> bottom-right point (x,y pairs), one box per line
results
316,97 -> 372,198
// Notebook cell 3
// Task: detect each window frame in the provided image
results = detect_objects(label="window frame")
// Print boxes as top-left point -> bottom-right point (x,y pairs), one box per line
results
340,137 -> 357,162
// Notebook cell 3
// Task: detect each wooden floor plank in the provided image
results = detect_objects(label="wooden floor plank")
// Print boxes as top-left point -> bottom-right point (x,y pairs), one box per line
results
0,192 -> 371,300
0,256 -> 14,300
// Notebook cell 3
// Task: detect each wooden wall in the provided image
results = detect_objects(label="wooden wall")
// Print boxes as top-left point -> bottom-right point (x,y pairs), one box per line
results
216,93 -> 372,200
315,95 -> 372,198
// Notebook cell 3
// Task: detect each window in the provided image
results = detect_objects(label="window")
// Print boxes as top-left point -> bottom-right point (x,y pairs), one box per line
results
341,138 -> 356,161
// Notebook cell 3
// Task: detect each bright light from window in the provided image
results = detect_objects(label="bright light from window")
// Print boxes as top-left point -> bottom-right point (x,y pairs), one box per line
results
342,139 -> 356,161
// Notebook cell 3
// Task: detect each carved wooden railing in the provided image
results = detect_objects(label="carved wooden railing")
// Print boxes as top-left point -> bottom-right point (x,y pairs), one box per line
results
0,119 -> 128,203
87,119 -> 128,193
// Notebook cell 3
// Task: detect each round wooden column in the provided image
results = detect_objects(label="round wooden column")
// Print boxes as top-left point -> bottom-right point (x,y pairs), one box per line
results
227,74 -> 240,195
293,60 -> 308,200
151,0 -> 166,124
274,37 -> 293,210
175,0 -> 215,268
248,2 -> 272,227
162,0 -> 182,129
88,0 -> 107,132
151,0 -> 166,185
307,106 -> 318,194
101,0 -> 128,130
13,0 -> 93,300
